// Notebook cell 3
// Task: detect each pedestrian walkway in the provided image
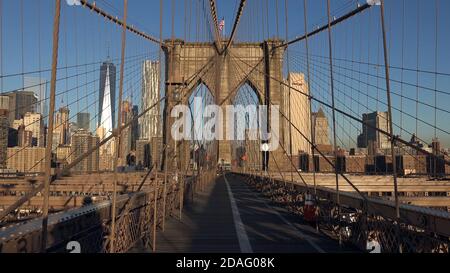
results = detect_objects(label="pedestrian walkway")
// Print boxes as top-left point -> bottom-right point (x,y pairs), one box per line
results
137,173 -> 356,253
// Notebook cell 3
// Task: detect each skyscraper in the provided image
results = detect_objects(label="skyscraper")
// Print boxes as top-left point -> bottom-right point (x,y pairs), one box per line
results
24,77 -> 47,118
131,105 -> 139,150
120,100 -> 133,125
283,73 -> 311,155
96,126 -> 116,171
120,101 -> 133,163
23,112 -> 44,147
6,147 -> 46,173
71,129 -> 100,173
312,108 -> 330,146
17,125 -> 33,148
56,145 -> 71,168
140,61 -> 161,140
98,62 -> 116,134
77,112 -> 90,131
136,139 -> 151,168
4,91 -> 38,124
0,96 -> 9,113
53,107 -> 70,149
0,110 -> 8,169
357,111 -> 391,152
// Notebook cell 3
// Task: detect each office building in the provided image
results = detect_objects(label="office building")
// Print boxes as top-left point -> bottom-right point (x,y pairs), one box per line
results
71,129 -> 100,173
0,111 -> 8,169
24,77 -> 47,117
136,139 -> 151,168
357,111 -> 391,152
8,128 -> 18,148
312,108 -> 330,146
96,126 -> 116,171
0,96 -> 9,112
69,122 -> 79,138
77,112 -> 90,131
18,125 -> 33,148
120,101 -> 133,164
4,91 -> 38,124
131,105 -> 139,150
283,73 -> 311,155
140,61 -> 161,140
7,147 -> 46,173
23,112 -> 44,147
53,107 -> 70,149
56,145 -> 72,169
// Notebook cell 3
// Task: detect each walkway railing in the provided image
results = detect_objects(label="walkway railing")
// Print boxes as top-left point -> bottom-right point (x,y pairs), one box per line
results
0,170 -> 216,253
236,172 -> 450,253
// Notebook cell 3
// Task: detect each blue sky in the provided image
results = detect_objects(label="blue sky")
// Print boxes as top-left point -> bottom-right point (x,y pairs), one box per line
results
0,0 -> 449,148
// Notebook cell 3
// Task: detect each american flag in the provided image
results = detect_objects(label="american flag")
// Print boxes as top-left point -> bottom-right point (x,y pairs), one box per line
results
219,18 -> 225,32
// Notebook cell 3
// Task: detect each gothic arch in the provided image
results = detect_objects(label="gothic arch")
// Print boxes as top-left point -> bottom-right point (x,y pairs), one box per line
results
232,79 -> 263,106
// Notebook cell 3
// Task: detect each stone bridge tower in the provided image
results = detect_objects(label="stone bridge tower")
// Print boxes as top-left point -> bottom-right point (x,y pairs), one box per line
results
162,39 -> 288,171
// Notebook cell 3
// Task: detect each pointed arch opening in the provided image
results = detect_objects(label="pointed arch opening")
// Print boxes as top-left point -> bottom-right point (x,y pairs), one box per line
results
187,82 -> 216,171
231,81 -> 263,171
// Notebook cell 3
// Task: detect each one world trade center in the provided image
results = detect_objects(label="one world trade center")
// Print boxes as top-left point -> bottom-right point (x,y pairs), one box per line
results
98,61 -> 116,136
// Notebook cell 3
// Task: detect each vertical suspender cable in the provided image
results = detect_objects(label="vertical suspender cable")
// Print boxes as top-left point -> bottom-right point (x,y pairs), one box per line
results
162,0 -> 176,232
21,0 -> 24,91
74,8 -> 80,118
433,0 -> 439,179
266,0 -> 269,39
284,0 -> 293,184
275,0 -> 280,39
260,0 -> 265,42
38,0 -> 44,127
400,0 -> 405,138
379,0 -> 400,222
153,0 -> 163,251
0,0 -> 3,93
41,0 -> 61,253
326,0 -> 341,245
303,0 -> 317,194
110,0 -> 128,253
415,0 -> 419,136
434,1 -> 439,140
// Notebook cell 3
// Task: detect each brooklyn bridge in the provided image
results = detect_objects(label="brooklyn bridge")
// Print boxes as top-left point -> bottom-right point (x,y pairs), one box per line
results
0,0 -> 449,253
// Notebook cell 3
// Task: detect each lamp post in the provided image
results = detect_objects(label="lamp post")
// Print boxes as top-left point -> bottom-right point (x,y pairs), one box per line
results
261,143 -> 269,176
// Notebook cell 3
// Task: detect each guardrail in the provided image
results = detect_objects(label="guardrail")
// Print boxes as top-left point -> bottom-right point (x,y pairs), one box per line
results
0,171 -> 216,253
234,172 -> 450,253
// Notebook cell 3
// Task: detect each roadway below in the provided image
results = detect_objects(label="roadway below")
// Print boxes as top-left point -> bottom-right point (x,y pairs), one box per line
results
142,173 -> 355,253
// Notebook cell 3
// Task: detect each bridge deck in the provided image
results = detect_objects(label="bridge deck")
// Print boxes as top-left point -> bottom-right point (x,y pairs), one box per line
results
133,174 -> 356,253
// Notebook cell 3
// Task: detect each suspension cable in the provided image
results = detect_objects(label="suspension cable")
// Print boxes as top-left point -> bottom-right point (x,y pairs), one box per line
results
221,0 -> 246,55
275,3 -> 371,49
78,0 -> 162,45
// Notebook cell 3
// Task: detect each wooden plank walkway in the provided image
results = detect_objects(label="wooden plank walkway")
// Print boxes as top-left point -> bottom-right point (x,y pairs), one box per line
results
133,173 -> 357,253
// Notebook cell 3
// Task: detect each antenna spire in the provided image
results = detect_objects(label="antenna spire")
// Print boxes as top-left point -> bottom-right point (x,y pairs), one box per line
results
107,42 -> 110,61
